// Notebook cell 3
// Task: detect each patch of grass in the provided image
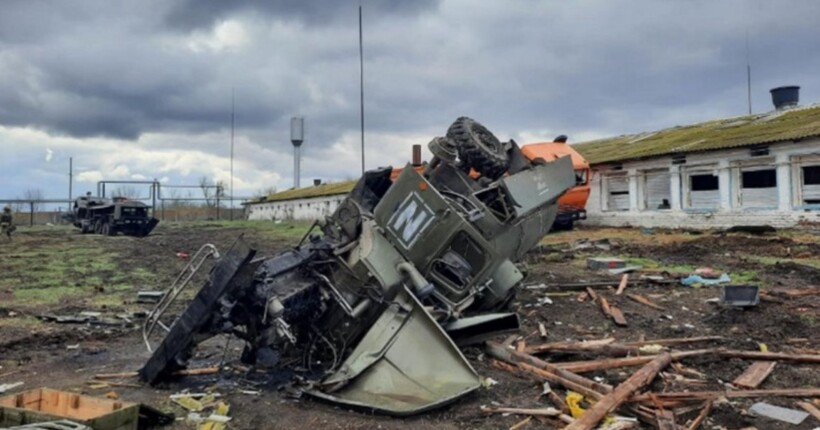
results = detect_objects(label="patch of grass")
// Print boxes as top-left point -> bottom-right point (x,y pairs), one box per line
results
728,270 -> 761,284
14,286 -> 88,305
0,315 -> 43,329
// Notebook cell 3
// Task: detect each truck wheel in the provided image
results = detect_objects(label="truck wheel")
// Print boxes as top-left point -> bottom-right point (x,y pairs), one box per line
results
101,222 -> 113,236
94,220 -> 102,234
446,117 -> 509,180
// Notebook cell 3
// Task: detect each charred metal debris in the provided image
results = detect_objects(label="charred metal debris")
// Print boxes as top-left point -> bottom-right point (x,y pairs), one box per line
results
139,117 -> 576,415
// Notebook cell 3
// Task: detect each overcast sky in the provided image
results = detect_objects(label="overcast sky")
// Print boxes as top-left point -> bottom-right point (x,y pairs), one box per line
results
2,0 -> 820,202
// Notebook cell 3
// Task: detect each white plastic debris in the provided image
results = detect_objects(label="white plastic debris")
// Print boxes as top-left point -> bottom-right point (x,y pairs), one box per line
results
537,296 -> 554,305
748,402 -> 808,424
684,323 -> 695,329
0,382 -> 24,394
541,382 -> 552,395
480,376 -> 499,388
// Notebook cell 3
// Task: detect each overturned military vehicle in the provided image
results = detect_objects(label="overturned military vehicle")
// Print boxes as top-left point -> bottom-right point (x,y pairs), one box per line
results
141,117 -> 575,415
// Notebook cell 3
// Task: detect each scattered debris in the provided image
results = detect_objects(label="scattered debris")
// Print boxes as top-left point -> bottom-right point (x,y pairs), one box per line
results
136,291 -> 165,303
748,402 -> 809,425
681,273 -> 731,286
609,266 -> 642,275
4,420 -> 91,430
588,257 -> 625,270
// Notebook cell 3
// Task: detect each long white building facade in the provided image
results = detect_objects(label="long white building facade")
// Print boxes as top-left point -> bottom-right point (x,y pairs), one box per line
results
575,93 -> 820,229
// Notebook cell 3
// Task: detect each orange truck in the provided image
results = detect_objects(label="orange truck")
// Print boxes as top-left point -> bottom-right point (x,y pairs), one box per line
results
395,132 -> 590,230
520,135 -> 590,230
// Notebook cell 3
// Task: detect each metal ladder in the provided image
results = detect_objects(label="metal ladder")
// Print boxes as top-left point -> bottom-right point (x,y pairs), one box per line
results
143,243 -> 220,352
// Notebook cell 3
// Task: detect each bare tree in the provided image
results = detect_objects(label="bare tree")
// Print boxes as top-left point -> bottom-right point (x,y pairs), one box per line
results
111,186 -> 140,199
199,176 -> 216,208
24,188 -> 44,212
253,186 -> 277,199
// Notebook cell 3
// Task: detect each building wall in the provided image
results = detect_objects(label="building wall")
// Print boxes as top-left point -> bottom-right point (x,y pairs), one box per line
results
585,139 -> 820,228
246,194 -> 346,221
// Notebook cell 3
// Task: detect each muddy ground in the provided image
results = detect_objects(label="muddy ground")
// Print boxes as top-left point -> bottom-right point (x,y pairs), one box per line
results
0,223 -> 818,429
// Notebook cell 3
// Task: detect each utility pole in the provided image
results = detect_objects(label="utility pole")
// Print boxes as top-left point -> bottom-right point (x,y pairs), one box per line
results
359,5 -> 365,175
230,87 -> 235,220
68,157 -> 73,205
746,29 -> 752,115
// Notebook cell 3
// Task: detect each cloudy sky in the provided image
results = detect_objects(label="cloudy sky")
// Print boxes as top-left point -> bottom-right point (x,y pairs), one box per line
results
2,0 -> 820,202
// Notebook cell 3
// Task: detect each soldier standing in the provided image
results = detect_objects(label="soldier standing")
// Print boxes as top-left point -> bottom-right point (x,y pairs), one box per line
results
1,206 -> 14,240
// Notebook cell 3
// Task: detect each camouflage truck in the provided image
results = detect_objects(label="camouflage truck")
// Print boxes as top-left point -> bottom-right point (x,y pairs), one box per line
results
72,195 -> 158,237
140,117 -> 575,415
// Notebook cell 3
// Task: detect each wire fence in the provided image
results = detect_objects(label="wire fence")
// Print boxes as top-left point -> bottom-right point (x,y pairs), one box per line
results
0,199 -> 247,226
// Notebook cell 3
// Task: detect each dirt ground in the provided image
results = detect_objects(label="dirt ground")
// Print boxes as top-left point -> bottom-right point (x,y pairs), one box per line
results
1,223 -> 818,429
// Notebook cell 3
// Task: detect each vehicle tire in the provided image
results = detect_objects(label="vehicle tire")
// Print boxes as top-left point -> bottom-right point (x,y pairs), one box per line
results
94,220 -> 102,234
101,222 -> 115,236
446,117 -> 509,180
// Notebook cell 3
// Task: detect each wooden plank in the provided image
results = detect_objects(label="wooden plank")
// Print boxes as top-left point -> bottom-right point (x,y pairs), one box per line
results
686,401 -> 712,430
525,338 -> 616,355
733,361 -> 776,389
615,275 -> 629,295
626,293 -> 665,311
655,409 -> 677,430
556,349 -> 714,373
486,341 -> 613,395
609,305 -> 628,326
622,336 -> 722,347
563,353 -> 672,430
797,401 -> 820,421
630,388 -> 820,403
718,349 -> 820,363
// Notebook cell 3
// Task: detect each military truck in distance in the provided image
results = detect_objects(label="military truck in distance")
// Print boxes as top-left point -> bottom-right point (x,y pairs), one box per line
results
72,195 -> 159,237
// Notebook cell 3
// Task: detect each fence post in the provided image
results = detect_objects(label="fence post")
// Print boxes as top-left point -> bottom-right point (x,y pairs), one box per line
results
29,202 -> 34,226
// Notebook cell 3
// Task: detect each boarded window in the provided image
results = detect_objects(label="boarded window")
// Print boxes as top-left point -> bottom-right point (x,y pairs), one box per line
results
606,175 -> 629,211
688,173 -> 719,208
643,171 -> 671,210
802,165 -> 820,205
740,168 -> 777,208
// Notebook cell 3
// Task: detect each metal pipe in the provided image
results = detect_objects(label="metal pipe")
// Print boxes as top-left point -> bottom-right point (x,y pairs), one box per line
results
396,262 -> 434,299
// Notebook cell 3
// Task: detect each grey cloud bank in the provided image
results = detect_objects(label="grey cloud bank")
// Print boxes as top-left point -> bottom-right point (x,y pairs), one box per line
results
2,0 -> 820,199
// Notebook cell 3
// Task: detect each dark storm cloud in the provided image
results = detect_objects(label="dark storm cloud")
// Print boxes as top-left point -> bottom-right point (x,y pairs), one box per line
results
2,0 -> 820,158
163,0 -> 441,31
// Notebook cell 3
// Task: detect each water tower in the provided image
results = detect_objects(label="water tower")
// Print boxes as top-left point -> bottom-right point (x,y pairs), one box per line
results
290,117 -> 304,189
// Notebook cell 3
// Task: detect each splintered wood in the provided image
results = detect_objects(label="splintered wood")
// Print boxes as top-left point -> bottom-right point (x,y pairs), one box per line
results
733,361 -> 777,388
563,353 -> 672,430
615,275 -> 629,295
598,297 -> 628,326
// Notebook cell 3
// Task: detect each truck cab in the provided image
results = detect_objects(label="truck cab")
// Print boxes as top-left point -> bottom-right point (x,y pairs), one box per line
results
520,135 -> 590,230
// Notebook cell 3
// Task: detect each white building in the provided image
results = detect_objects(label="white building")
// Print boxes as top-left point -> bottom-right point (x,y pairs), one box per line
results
574,90 -> 820,229
244,180 -> 355,221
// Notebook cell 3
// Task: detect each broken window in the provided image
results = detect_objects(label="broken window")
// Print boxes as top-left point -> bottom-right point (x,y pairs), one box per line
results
687,172 -> 719,209
740,167 -> 777,208
606,175 -> 629,211
643,171 -> 671,210
801,165 -> 820,206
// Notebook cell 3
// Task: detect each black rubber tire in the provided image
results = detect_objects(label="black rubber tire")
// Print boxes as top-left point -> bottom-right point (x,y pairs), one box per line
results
446,117 -> 509,180
94,220 -> 102,234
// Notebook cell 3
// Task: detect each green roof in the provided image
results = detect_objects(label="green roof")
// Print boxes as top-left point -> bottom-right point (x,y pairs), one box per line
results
573,105 -> 820,165
250,180 -> 357,204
